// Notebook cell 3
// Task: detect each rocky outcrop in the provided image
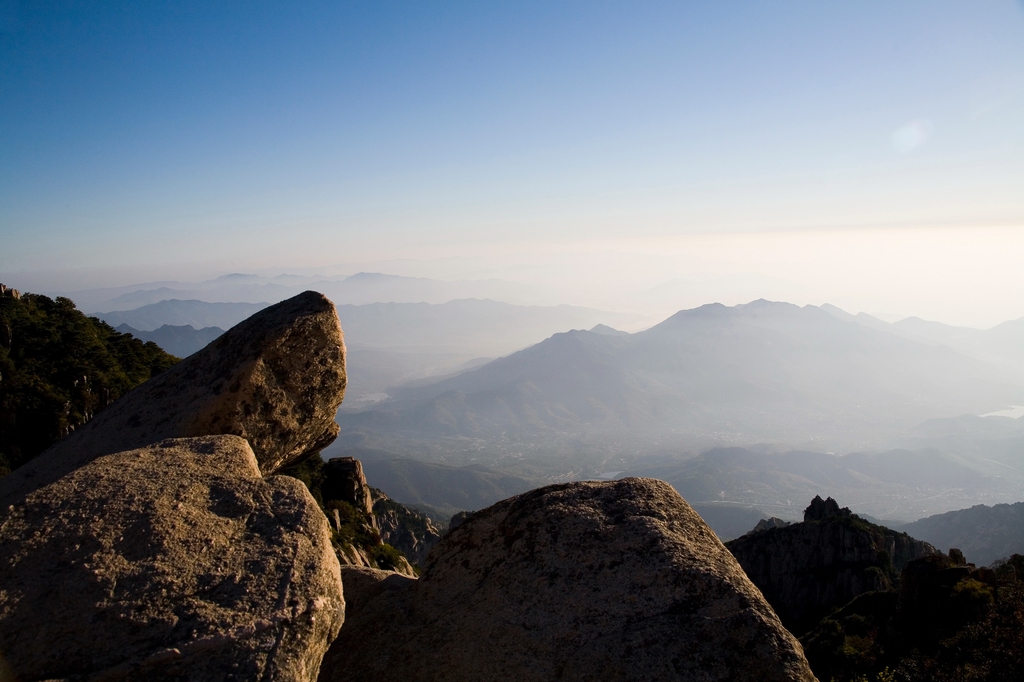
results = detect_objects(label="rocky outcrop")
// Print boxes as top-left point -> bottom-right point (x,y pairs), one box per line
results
0,291 -> 346,505
803,495 -> 851,521
320,478 -> 817,682
751,516 -> 793,533
0,435 -> 344,681
312,458 -> 417,576
323,457 -> 374,519
801,548 -> 1007,681
371,489 -> 442,566
726,496 -> 938,635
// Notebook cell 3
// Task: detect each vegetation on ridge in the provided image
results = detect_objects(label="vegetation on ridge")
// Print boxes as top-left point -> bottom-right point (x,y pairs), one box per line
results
0,289 -> 179,476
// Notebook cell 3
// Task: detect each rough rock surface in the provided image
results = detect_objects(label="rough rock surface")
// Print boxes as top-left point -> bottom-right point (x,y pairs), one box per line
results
0,291 -> 346,505
0,436 -> 344,681
726,496 -> 937,635
320,477 -> 816,682
371,489 -> 442,566
322,457 -> 374,519
337,566 -> 416,620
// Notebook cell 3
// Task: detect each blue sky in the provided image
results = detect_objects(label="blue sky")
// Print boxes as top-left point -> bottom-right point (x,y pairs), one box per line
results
2,1 -> 1023,324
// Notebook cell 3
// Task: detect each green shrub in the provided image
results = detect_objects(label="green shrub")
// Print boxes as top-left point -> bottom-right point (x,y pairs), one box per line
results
0,292 -> 178,475
370,543 -> 406,571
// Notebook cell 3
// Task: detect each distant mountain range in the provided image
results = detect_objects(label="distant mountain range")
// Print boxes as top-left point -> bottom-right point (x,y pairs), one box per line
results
72,272 -> 547,312
898,502 -> 1024,566
622,446 -> 1021,527
95,298 -> 641,401
821,304 -> 1024,374
115,324 -> 224,358
340,300 -> 1024,458
97,300 -> 268,331
334,449 -> 542,518
325,443 -> 1024,538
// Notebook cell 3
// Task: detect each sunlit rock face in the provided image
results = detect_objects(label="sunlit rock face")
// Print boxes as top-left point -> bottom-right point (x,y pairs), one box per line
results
0,436 -> 344,682
320,477 -> 817,682
0,291 -> 349,680
0,290 -> 347,506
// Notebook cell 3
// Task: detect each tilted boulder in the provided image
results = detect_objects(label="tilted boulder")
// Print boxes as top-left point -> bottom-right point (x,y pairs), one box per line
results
0,291 -> 346,505
320,478 -> 817,682
0,436 -> 344,681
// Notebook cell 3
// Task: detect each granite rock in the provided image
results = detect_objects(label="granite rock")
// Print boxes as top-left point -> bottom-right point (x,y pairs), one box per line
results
0,291 -> 346,505
320,477 -> 816,682
0,435 -> 344,681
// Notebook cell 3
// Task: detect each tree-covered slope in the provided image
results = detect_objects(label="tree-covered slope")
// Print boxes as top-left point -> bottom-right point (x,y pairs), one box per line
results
0,288 -> 179,475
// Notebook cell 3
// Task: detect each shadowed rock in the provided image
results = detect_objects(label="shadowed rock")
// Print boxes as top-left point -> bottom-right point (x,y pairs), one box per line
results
0,291 -> 346,505
319,478 -> 817,682
726,497 -> 937,635
0,436 -> 344,681
323,457 -> 374,518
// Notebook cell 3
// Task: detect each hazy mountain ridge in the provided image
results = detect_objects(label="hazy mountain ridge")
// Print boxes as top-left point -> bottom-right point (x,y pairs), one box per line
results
340,300 -> 1024,454
96,300 -> 269,331
97,297 -> 641,401
337,298 -> 638,355
72,272 -> 547,312
822,304 -> 1024,373
115,323 -> 224,358
624,446 -> 1020,526
899,501 -> 1024,566
344,452 -> 542,517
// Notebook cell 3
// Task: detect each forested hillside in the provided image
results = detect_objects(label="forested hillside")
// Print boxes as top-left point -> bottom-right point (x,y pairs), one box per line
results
0,286 -> 179,476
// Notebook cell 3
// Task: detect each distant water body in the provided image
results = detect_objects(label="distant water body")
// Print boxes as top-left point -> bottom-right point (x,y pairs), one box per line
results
981,405 -> 1024,418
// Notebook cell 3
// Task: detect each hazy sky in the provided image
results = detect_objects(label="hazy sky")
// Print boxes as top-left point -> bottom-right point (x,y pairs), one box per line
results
2,1 -> 1023,325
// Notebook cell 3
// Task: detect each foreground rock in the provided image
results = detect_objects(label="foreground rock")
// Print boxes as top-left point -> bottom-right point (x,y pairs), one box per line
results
0,291 -> 346,505
726,496 -> 937,635
320,478 -> 816,682
0,436 -> 344,681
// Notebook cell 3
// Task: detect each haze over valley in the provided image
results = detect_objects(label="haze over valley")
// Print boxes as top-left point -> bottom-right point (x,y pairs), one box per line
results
45,271 -> 1024,537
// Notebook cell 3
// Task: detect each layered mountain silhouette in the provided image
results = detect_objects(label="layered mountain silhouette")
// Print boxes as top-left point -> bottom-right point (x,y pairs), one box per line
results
97,300 -> 268,330
340,300 -> 1024,452
98,298 -> 640,399
75,272 -> 545,312
899,501 -> 1024,566
822,304 -> 1024,373
115,323 -> 225,358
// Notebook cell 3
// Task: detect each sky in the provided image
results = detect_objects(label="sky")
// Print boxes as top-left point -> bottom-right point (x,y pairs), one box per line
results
2,1 -> 1023,326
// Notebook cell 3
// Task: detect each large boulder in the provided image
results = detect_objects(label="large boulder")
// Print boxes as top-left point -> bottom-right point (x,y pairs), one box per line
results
0,435 -> 344,681
320,478 -> 816,682
0,291 -> 346,505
